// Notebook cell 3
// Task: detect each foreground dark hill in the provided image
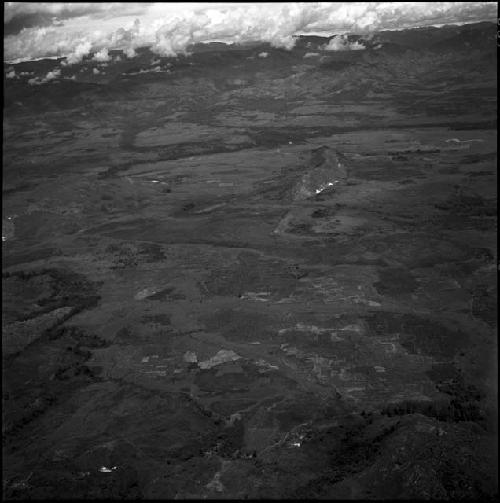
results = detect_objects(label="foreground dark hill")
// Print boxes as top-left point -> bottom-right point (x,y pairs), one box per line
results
2,22 -> 498,499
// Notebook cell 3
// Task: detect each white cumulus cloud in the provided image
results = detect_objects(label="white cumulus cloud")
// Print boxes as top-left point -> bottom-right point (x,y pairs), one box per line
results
323,36 -> 366,51
125,47 -> 136,58
44,68 -> 61,80
3,2 -> 497,63
66,41 -> 92,64
93,47 -> 110,62
27,67 -> 61,85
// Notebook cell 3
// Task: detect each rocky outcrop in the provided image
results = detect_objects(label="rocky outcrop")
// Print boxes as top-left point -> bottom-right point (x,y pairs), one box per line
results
291,146 -> 347,201
274,146 -> 348,237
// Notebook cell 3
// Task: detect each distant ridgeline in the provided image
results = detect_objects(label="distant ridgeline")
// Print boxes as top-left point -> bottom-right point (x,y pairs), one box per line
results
3,20 -> 496,66
3,21 -> 496,113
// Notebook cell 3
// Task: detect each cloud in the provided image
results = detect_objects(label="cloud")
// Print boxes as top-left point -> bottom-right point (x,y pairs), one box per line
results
304,52 -> 320,58
93,67 -> 100,75
93,47 -> 110,62
44,68 -> 61,80
258,52 -> 269,58
66,41 -> 92,64
27,67 -> 61,85
323,36 -> 365,51
6,68 -> 33,78
124,47 -> 136,58
4,11 -> 55,36
4,3 -> 151,29
4,2 -> 497,63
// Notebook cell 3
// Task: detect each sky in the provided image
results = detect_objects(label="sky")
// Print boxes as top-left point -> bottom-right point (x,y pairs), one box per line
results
4,2 -> 498,63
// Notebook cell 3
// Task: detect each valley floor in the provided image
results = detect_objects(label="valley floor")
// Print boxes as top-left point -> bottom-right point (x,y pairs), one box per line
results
2,43 -> 498,499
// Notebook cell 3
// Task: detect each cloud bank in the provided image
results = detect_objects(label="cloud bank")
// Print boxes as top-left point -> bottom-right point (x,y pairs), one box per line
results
4,2 -> 497,63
